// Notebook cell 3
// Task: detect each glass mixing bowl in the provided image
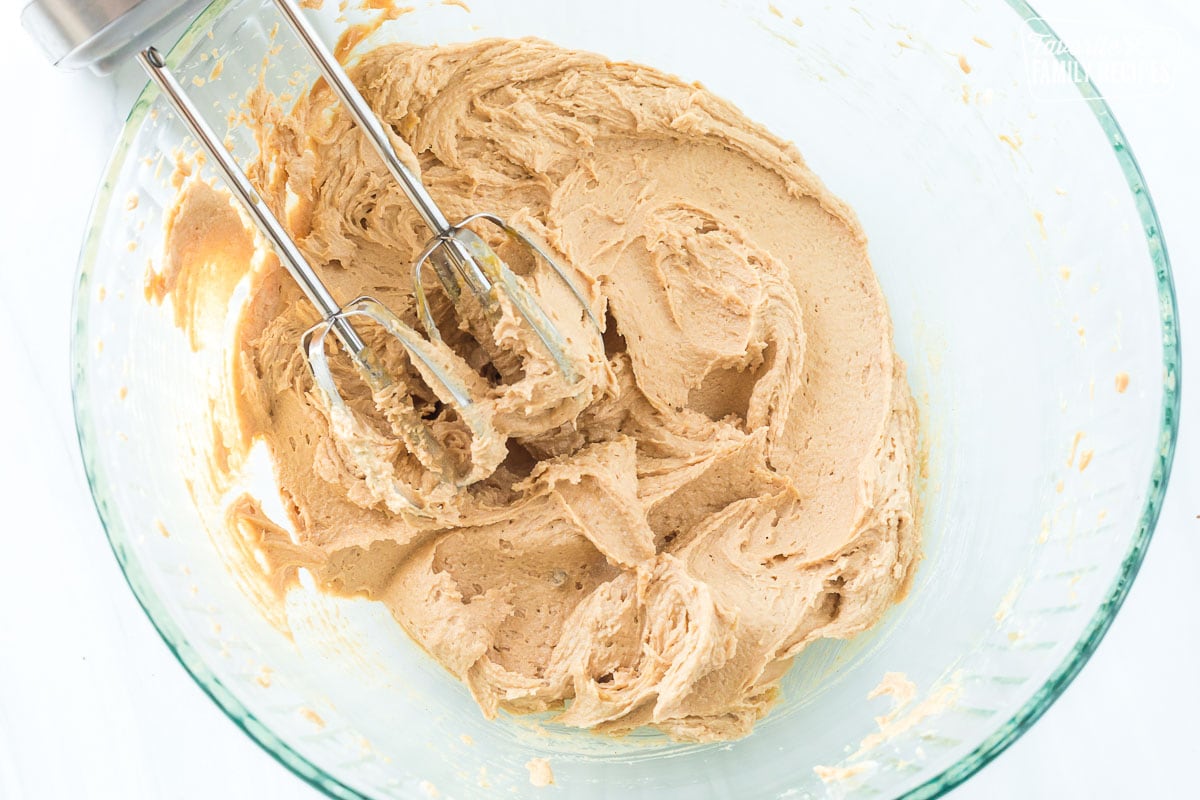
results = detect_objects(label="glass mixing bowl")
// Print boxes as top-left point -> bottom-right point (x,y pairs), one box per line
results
71,0 -> 1179,797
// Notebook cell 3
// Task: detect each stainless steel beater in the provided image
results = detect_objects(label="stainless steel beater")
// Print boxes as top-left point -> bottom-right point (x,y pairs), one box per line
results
135,0 -> 600,508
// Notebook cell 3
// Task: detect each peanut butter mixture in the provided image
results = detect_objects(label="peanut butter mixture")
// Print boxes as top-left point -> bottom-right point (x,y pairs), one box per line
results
161,38 -> 919,742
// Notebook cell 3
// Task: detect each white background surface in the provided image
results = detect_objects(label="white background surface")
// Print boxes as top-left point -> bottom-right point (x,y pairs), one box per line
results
0,0 -> 1196,797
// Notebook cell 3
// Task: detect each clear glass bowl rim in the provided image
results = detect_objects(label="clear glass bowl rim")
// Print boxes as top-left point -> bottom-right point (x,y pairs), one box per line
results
69,1 -> 1182,797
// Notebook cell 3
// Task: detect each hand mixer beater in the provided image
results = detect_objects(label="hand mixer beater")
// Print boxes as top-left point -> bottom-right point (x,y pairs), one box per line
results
136,0 -> 602,514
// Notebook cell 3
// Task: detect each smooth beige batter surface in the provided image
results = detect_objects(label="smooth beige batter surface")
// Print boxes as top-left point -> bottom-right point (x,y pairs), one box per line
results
161,38 -> 920,742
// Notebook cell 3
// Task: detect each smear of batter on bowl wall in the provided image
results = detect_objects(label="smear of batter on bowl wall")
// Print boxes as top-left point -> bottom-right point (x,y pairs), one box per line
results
525,757 -> 555,788
152,36 -> 921,742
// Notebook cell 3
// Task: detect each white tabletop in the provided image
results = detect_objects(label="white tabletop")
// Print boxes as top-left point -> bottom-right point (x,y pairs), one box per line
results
0,0 -> 1196,797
